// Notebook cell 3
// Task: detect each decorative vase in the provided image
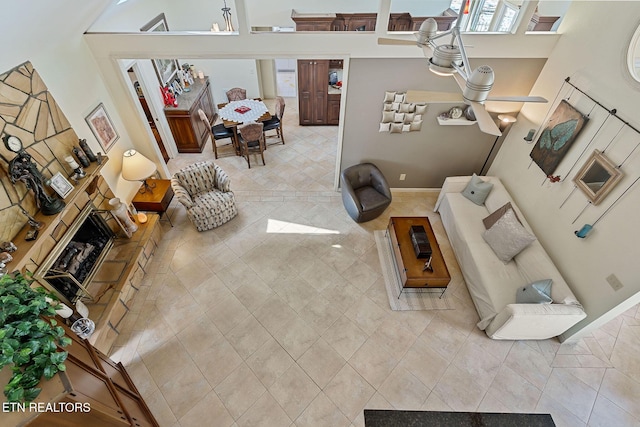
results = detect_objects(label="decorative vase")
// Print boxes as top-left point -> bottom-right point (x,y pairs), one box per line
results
108,198 -> 138,237
78,139 -> 97,162
73,146 -> 90,167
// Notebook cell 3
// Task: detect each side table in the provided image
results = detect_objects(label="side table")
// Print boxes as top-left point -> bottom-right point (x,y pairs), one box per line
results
132,179 -> 174,226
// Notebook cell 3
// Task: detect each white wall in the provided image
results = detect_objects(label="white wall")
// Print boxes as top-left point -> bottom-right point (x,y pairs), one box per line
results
390,0 -> 452,15
1,0 -> 141,203
186,59 -> 261,103
489,1 -> 640,340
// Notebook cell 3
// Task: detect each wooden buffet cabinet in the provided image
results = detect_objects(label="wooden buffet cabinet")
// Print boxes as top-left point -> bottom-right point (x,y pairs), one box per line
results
164,77 -> 215,153
297,59 -> 342,125
1,322 -> 158,427
291,10 -> 457,32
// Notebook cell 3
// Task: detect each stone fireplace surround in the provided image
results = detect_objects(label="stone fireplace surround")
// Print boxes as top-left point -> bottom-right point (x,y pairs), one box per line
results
1,62 -> 162,354
11,159 -> 162,354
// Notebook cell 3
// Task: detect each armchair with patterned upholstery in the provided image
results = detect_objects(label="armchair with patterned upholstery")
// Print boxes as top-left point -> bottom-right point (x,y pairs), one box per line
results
171,161 -> 238,231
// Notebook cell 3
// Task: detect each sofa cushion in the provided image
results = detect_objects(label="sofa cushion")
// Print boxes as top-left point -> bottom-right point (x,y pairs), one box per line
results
515,242 -> 580,305
483,209 -> 537,263
483,202 -> 521,229
438,193 -> 526,330
516,279 -> 553,304
462,174 -> 494,205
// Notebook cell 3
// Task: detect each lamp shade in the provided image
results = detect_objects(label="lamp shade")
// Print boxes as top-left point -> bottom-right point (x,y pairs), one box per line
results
121,149 -> 157,182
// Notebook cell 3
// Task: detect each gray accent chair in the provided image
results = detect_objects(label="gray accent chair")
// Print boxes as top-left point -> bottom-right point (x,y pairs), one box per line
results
171,161 -> 238,231
341,163 -> 392,223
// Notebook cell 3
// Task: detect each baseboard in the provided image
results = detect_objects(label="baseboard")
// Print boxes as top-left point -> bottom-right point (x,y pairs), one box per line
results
390,188 -> 440,192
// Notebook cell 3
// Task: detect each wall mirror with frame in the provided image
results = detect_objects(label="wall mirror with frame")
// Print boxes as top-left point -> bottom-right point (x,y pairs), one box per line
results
573,149 -> 623,205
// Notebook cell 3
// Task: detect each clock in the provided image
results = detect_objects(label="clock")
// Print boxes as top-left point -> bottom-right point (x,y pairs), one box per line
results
448,107 -> 463,120
3,135 -> 23,153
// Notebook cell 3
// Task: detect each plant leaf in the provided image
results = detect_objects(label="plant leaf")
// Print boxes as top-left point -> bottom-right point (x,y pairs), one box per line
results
43,365 -> 57,380
5,387 -> 24,403
23,387 -> 41,402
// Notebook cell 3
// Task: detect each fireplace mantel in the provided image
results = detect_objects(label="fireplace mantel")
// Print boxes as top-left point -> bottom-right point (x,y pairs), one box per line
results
12,157 -> 109,273
7,155 -> 162,354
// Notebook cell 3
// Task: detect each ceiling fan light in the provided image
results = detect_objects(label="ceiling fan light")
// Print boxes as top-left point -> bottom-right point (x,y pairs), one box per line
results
416,18 -> 438,45
463,65 -> 494,103
429,61 -> 456,76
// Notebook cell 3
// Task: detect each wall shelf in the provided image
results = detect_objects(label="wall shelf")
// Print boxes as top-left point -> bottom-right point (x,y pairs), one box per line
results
437,117 -> 477,126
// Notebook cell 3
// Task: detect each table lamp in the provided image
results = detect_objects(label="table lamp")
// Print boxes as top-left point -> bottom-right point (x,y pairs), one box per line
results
121,149 -> 157,193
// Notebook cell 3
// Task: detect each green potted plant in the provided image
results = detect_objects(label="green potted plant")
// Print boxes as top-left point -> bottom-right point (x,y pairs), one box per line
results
0,273 -> 72,403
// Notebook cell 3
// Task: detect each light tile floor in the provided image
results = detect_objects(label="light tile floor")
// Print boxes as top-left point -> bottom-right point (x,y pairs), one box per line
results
110,99 -> 640,427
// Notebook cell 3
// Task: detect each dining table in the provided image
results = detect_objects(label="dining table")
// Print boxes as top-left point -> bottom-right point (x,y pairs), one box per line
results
217,99 -> 271,155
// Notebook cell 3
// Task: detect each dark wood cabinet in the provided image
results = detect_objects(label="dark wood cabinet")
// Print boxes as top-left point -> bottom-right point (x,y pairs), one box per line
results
291,10 -> 457,32
298,60 -> 329,125
340,13 -> 377,31
327,94 -> 341,125
389,13 -> 412,31
3,322 -> 159,427
164,77 -> 215,153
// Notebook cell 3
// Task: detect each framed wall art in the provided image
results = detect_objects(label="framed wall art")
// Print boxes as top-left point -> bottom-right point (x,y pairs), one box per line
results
85,103 -> 119,152
573,149 -> 623,205
50,172 -> 74,198
141,13 -> 180,85
530,99 -> 589,175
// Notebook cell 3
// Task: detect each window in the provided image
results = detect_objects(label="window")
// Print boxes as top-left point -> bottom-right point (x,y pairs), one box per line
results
448,0 -> 520,33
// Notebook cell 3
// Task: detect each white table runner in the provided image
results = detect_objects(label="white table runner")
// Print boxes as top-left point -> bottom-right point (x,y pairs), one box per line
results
218,99 -> 269,123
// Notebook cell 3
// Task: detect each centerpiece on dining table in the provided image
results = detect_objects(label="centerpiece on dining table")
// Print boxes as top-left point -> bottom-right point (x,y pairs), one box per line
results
234,106 -> 251,114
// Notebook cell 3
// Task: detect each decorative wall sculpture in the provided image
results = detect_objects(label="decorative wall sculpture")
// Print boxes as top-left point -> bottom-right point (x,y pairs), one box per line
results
379,91 -> 426,133
530,99 -> 589,175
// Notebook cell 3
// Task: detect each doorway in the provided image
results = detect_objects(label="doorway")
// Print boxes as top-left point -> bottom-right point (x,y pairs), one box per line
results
127,67 -> 170,163
274,59 -> 297,98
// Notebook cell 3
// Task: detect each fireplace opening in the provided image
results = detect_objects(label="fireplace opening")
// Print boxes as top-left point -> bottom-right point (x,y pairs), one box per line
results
35,203 -> 115,303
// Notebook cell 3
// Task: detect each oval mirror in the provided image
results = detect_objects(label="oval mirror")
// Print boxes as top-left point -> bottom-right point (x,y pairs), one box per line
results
627,24 -> 640,82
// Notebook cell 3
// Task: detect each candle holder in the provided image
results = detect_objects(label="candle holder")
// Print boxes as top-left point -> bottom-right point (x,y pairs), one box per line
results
65,155 -> 85,181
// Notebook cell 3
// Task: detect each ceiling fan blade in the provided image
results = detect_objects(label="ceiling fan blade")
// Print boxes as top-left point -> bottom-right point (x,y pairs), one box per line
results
377,37 -> 416,46
486,96 -> 548,103
406,90 -> 463,104
470,102 -> 502,136
452,73 -> 466,91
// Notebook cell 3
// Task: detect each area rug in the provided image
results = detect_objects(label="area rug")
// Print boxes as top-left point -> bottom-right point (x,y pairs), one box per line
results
374,230 -> 454,311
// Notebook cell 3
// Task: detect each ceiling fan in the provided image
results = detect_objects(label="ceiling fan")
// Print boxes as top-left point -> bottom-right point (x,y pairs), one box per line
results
378,6 -> 547,136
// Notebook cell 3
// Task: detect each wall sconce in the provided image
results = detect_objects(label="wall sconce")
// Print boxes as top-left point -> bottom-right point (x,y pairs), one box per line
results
524,128 -> 536,142
121,149 -> 157,193
497,114 -> 517,131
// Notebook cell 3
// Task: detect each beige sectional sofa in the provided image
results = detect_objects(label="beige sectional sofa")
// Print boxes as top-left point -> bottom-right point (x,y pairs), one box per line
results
435,176 -> 586,340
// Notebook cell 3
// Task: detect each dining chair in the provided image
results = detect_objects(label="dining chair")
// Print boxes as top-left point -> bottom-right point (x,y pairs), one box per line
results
226,87 -> 247,102
237,122 -> 265,168
197,109 -> 234,159
262,96 -> 286,146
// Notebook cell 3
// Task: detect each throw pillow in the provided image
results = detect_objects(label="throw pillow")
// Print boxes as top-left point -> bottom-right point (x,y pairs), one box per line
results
483,209 -> 537,262
462,174 -> 494,205
516,279 -> 553,304
384,91 -> 396,102
482,202 -> 522,229
379,122 -> 391,132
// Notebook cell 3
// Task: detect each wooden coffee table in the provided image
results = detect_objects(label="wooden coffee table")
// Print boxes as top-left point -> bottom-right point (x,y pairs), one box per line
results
386,217 -> 450,297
